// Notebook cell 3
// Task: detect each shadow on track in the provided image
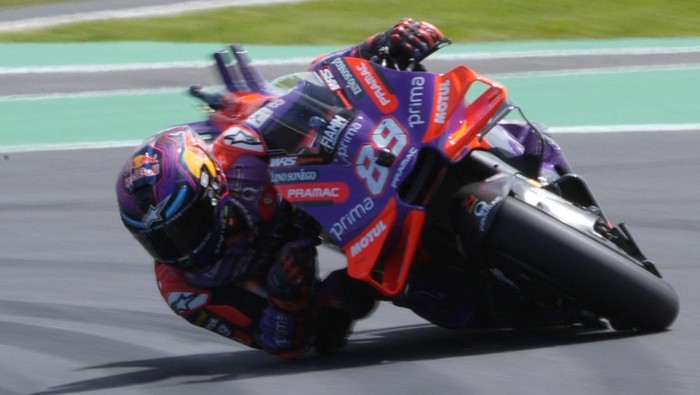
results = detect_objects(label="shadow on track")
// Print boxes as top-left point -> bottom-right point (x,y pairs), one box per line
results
32,324 -> 649,394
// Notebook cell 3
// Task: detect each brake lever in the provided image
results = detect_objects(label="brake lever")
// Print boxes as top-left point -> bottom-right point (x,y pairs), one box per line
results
407,38 -> 453,70
374,38 -> 453,71
369,46 -> 397,70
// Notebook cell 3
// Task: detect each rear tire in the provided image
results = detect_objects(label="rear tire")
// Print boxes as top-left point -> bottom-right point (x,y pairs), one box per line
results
484,197 -> 679,331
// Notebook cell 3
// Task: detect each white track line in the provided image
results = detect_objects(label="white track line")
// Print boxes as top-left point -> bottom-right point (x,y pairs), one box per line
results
0,0 -> 302,32
0,57 -> 315,75
0,87 -> 186,102
2,45 -> 699,76
549,124 -> 700,134
2,61 -> 699,102
0,140 -> 143,154
434,45 -> 700,60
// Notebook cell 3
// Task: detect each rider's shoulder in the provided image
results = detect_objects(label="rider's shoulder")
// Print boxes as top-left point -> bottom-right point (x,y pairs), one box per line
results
212,124 -> 268,161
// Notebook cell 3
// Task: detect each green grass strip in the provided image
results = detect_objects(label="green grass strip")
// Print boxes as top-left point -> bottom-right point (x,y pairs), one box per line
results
1,0 -> 699,43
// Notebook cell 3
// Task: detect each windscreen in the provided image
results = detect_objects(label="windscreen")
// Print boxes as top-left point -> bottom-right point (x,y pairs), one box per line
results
260,72 -> 353,155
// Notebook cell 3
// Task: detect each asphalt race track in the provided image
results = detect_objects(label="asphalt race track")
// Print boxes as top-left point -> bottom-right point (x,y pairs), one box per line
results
3,77 -> 700,395
2,3 -> 700,394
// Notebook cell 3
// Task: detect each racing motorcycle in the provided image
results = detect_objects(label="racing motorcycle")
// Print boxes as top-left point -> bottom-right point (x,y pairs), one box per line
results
187,43 -> 679,331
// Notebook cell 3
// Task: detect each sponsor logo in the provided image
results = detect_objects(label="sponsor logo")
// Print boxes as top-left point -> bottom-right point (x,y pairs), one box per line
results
349,59 -> 398,113
216,323 -> 232,337
270,169 -> 319,184
331,58 -> 363,97
141,194 -> 170,228
269,156 -> 298,167
434,79 -> 451,124
222,126 -> 265,153
320,114 -> 349,151
463,194 -> 503,232
391,147 -> 419,188
131,153 -> 158,169
205,318 -> 219,331
239,186 -> 263,202
278,182 -> 349,203
329,197 -> 375,240
350,220 -> 388,257
124,153 -> 160,189
168,292 -> 209,313
408,76 -> 426,128
319,67 -> 341,91
335,121 -> 362,163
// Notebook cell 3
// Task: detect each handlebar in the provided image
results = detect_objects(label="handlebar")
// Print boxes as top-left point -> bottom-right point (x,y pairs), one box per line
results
189,85 -> 226,110
370,38 -> 452,71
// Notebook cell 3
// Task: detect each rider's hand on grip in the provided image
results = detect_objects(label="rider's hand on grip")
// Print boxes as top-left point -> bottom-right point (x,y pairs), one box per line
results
386,18 -> 445,60
359,18 -> 446,69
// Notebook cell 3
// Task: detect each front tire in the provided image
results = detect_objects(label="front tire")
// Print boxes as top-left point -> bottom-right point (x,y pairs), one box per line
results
484,197 -> 679,331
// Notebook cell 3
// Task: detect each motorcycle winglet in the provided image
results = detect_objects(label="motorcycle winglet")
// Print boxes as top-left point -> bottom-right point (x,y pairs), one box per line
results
425,66 -> 507,161
344,198 -> 426,297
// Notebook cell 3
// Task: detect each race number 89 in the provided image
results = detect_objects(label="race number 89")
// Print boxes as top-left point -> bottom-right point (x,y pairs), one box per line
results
356,118 -> 408,196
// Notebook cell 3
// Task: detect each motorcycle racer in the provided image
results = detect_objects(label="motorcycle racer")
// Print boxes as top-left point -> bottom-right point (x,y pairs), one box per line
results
116,18 -> 446,358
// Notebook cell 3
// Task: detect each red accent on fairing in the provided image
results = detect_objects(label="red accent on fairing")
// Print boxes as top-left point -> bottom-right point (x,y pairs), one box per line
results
344,199 -> 396,279
210,91 -> 271,132
447,69 -> 507,160
345,57 -> 398,113
422,66 -> 507,161
423,66 -> 472,143
344,198 -> 426,297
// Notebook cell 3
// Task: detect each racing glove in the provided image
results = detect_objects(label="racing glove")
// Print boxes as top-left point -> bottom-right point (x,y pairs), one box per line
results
266,238 -> 317,312
259,305 -> 309,358
358,18 -> 446,69
259,238 -> 317,358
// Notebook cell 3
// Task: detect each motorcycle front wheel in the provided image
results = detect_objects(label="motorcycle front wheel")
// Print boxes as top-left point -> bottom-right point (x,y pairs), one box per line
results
484,196 -> 679,331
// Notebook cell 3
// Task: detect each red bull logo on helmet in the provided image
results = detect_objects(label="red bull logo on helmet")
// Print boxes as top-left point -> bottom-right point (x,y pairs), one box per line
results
131,154 -> 159,169
124,153 -> 161,190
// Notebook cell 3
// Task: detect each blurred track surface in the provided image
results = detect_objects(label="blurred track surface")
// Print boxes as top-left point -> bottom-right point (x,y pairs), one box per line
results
1,130 -> 698,395
1,2 -> 699,394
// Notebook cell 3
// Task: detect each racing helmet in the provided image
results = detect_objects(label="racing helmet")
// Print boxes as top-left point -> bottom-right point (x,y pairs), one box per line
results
116,126 -> 230,271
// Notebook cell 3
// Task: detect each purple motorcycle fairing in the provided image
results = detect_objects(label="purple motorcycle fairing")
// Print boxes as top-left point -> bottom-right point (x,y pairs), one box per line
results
192,46 -> 575,296
265,61 -> 447,246
258,57 -> 578,296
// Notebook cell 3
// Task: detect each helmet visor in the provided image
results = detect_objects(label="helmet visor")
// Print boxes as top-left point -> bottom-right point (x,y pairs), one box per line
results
132,195 -> 220,268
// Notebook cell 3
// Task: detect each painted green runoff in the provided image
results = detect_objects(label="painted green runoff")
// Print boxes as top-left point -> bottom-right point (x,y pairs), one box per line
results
2,65 -> 699,149
499,67 -> 700,127
0,91 -> 202,147
1,37 -> 699,150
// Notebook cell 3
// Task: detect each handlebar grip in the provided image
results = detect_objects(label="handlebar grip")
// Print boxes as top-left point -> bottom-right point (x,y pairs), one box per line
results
189,85 -> 226,110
